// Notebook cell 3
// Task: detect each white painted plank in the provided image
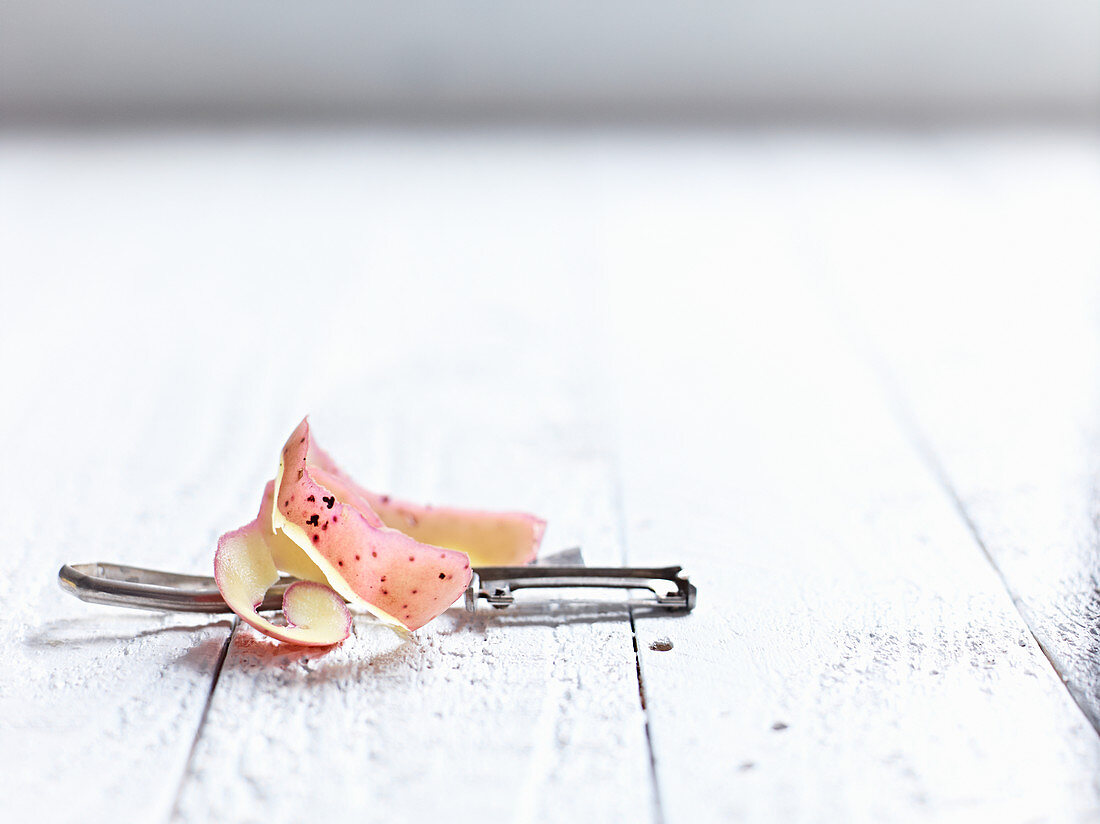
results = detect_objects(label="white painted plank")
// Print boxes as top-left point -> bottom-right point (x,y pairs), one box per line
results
800,132 -> 1100,729
596,137 -> 1100,822
0,325 -> 247,821
0,147 -> 322,818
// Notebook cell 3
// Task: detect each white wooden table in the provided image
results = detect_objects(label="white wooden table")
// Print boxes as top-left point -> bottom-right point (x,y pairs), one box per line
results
2,127 -> 1099,823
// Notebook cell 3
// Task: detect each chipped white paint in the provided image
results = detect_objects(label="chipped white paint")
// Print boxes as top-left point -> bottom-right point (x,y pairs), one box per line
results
598,135 -> 1100,822
2,130 -> 1099,824
0,384 -> 242,823
803,133 -> 1100,729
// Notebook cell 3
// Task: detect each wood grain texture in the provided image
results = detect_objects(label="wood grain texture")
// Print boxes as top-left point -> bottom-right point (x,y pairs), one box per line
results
798,133 -> 1100,729
0,325 -> 245,821
3,130 -> 1100,824
0,161 -> 316,817
596,137 -> 1100,822
0,133 -> 652,823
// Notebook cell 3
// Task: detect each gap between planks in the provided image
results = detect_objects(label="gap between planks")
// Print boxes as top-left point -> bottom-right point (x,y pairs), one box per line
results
628,605 -> 666,824
614,447 -> 667,824
168,620 -> 237,824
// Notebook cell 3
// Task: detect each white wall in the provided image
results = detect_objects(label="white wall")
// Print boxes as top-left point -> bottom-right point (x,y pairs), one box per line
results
2,1 -> 1098,122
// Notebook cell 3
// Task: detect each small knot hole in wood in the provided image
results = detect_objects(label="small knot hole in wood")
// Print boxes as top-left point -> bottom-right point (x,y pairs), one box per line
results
650,638 -> 673,652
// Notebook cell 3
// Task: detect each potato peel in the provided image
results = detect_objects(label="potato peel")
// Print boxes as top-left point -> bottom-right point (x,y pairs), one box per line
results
214,519 -> 351,646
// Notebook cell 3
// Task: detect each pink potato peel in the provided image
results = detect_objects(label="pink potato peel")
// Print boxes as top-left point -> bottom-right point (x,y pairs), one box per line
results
214,520 -> 352,646
273,419 -> 473,630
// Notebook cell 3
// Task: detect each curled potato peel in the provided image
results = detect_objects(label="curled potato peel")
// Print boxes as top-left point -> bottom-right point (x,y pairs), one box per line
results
214,520 -> 351,646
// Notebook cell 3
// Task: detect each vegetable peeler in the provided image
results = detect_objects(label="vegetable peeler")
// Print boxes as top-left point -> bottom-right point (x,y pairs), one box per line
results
57,549 -> 697,616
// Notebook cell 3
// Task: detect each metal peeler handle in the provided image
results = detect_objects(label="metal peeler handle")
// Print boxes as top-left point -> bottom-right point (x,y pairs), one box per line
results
465,566 -> 696,612
58,556 -> 696,615
58,562 -> 281,613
